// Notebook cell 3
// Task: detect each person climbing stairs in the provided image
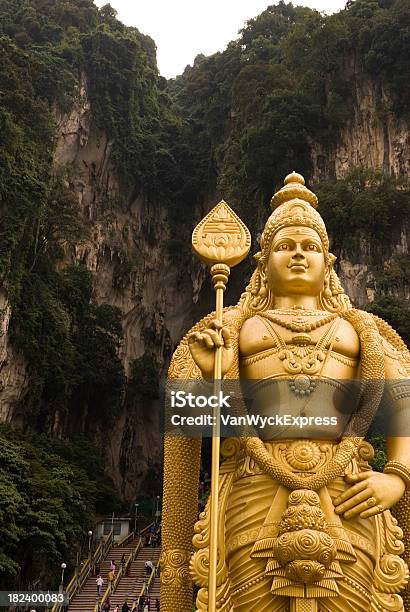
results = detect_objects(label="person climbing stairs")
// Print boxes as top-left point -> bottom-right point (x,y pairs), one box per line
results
128,546 -> 161,607
68,535 -> 141,611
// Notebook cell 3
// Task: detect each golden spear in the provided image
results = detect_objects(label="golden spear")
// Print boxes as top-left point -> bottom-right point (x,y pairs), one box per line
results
192,200 -> 251,611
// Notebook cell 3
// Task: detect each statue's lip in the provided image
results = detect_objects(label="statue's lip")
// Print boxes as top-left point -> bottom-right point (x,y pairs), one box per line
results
288,263 -> 308,270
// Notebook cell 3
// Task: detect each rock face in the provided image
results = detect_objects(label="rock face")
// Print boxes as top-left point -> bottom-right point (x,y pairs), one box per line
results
311,59 -> 410,181
310,60 -> 410,307
1,66 -> 408,500
0,288 -> 28,423
335,225 -> 410,308
51,74 -> 210,499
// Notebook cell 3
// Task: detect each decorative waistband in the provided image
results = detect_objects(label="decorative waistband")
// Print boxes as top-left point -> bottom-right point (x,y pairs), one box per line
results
221,438 -> 374,482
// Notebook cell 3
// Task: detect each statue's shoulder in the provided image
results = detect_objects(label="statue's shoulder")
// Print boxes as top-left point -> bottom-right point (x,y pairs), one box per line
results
345,308 -> 407,352
343,309 -> 410,374
368,311 -> 409,353
367,311 -> 410,374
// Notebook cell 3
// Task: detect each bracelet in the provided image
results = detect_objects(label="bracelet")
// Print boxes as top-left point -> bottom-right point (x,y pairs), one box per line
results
384,461 -> 410,489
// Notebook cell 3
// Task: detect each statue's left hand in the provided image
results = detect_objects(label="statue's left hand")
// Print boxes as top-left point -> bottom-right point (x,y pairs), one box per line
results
333,471 -> 406,519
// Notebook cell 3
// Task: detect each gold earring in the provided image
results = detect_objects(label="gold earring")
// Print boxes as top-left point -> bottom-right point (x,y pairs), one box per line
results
322,267 -> 332,299
259,268 -> 268,298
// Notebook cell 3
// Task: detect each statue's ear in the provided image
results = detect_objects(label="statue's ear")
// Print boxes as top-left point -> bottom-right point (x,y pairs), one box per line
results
253,250 -> 267,282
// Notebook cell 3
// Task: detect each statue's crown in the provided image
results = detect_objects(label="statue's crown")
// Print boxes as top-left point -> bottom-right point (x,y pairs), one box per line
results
271,171 -> 318,210
258,171 -> 329,263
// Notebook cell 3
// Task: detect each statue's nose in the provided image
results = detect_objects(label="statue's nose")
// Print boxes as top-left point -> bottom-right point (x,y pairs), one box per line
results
293,244 -> 304,259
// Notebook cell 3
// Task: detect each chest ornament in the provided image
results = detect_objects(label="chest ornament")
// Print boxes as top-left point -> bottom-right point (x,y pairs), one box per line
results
258,313 -> 341,396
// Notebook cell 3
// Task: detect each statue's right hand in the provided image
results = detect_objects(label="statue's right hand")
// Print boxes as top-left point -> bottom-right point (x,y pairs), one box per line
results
187,319 -> 234,379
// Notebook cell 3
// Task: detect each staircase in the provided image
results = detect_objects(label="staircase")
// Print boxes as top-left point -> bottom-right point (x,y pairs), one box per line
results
68,536 -> 141,611
128,546 -> 161,607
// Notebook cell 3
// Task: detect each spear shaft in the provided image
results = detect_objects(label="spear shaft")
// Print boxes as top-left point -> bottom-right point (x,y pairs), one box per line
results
208,263 -> 230,611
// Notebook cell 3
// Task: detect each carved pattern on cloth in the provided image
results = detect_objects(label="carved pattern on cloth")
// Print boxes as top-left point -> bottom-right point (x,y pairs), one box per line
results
231,573 -> 265,597
264,489 -> 341,598
190,469 -> 235,611
233,440 -> 337,482
389,382 -> 410,402
342,576 -> 372,602
371,510 -> 409,611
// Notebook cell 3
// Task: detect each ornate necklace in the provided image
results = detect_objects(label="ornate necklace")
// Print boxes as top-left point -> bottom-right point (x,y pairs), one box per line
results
258,314 -> 340,396
272,306 -> 330,317
263,311 -> 338,333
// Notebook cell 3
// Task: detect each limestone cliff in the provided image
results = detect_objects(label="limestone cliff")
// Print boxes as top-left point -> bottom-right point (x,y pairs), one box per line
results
310,58 -> 409,308
1,0 -> 409,503
50,74 -> 209,499
312,60 -> 409,181
0,288 -> 28,422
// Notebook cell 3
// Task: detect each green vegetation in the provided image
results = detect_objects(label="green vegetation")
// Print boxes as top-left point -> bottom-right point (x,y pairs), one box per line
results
126,354 -> 159,405
169,0 -> 410,225
316,169 -> 410,256
368,435 -> 387,472
366,296 -> 410,346
0,2 -> 131,419
0,425 -> 121,588
316,169 -> 410,340
2,0 -> 409,399
11,264 -> 124,424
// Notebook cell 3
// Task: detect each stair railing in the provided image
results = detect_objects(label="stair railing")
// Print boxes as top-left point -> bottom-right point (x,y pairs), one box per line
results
93,535 -> 142,612
131,555 -> 160,611
51,530 -> 114,612
112,519 -> 156,549
115,530 -> 135,547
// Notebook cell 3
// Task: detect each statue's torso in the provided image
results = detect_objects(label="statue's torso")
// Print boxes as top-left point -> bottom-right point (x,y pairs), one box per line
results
239,310 -> 360,438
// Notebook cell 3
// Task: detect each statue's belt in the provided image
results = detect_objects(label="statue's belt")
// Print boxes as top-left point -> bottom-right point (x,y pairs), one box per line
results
232,439 -> 344,482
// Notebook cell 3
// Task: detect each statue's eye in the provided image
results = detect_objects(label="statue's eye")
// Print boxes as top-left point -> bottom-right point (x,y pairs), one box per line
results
307,243 -> 319,251
278,243 -> 289,250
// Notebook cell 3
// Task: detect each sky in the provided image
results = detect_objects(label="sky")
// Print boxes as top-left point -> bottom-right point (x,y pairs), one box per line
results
94,0 -> 347,79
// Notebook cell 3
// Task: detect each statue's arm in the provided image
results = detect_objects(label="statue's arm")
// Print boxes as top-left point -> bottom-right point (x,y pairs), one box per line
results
334,333 -> 409,520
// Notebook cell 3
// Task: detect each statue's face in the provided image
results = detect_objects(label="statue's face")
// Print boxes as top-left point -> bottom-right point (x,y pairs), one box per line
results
266,226 -> 326,297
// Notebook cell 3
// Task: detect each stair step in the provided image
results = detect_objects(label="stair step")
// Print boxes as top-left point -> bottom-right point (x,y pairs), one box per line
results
69,536 -> 161,611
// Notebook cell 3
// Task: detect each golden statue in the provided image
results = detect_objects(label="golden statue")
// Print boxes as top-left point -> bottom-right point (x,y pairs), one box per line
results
160,173 -> 410,612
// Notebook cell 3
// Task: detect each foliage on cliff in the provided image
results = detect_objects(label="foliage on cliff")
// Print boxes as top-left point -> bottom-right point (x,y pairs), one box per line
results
316,169 -> 410,344
0,0 -> 161,419
2,0 -> 409,415
0,0 -> 214,420
0,426 -> 121,588
170,0 -> 410,224
169,0 -> 410,340
317,169 -> 410,255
